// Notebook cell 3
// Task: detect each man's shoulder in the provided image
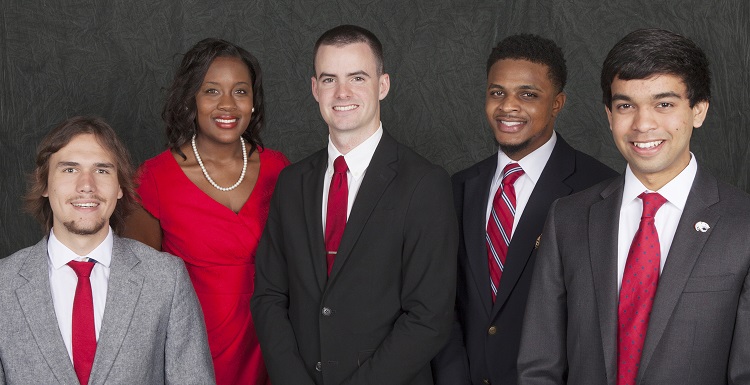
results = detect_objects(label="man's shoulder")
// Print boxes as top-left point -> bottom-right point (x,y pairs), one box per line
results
452,153 -> 496,184
114,237 -> 187,275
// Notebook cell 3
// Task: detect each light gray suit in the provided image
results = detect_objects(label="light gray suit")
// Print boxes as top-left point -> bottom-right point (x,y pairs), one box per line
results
0,236 -> 215,385
518,167 -> 750,384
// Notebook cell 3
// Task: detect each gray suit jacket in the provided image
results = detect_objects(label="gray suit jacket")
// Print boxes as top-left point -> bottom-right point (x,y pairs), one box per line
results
0,236 -> 215,385
517,167 -> 750,385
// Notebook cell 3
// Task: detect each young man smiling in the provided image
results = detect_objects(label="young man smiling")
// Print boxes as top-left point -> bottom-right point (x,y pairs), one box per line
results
252,25 -> 457,385
433,34 -> 615,385
518,28 -> 750,385
0,116 -> 214,384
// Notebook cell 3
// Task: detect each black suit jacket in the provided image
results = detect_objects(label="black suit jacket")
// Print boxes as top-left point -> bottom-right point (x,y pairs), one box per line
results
433,135 -> 617,385
518,167 -> 750,384
251,131 -> 458,385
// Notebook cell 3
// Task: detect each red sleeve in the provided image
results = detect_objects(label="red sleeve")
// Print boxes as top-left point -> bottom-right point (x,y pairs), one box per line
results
135,159 -> 161,220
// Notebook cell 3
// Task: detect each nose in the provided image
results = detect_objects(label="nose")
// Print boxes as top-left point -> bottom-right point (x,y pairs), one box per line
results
335,82 -> 351,99
632,107 -> 657,132
498,95 -> 520,113
218,93 -> 237,111
77,171 -> 95,193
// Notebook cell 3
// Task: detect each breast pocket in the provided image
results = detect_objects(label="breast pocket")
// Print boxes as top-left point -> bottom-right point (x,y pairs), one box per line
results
682,274 -> 736,293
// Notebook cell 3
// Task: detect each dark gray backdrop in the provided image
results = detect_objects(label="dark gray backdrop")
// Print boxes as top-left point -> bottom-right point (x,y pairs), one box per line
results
2,0 -> 749,257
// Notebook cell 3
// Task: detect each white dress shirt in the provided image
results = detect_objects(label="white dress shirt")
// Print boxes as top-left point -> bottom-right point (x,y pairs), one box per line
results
47,227 -> 112,363
486,132 -> 557,236
617,154 -> 697,292
321,125 -> 383,230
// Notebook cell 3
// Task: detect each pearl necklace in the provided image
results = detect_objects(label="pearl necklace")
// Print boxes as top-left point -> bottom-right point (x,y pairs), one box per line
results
191,134 -> 247,192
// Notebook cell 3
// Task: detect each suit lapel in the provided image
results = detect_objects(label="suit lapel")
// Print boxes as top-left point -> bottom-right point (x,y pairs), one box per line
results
327,132 -> 398,282
589,178 -> 624,385
15,238 -> 80,384
301,150 -> 329,292
463,155 -> 496,317
638,169 -> 719,379
493,138 -> 575,316
89,236 -> 144,384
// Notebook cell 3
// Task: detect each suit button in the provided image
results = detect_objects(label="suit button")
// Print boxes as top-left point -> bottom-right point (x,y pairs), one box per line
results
315,361 -> 322,372
488,326 -> 497,335
322,307 -> 332,316
482,379 -> 490,384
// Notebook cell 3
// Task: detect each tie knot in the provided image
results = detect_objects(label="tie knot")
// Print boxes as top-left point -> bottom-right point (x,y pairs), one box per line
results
501,163 -> 524,187
333,156 -> 348,174
638,192 -> 667,219
68,260 -> 96,278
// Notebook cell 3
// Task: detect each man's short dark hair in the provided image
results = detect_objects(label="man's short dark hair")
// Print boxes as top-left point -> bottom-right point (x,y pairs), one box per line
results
486,34 -> 567,93
313,24 -> 384,75
601,28 -> 711,109
24,116 -> 137,235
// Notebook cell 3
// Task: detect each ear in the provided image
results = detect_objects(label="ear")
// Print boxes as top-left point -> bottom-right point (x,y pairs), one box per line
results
311,76 -> 319,102
378,73 -> 390,100
117,186 -> 123,200
41,172 -> 49,197
551,92 -> 566,117
691,100 -> 709,128
605,105 -> 613,131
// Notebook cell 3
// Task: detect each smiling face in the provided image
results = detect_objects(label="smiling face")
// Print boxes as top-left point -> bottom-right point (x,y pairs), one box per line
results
44,133 -> 123,245
311,42 -> 390,143
195,56 -> 254,144
485,59 -> 566,160
607,74 -> 708,190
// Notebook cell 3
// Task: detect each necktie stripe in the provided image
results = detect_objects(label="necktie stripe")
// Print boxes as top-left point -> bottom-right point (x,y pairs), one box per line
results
486,163 -> 524,302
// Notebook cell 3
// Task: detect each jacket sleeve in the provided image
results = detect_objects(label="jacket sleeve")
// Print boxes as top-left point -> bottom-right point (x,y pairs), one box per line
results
165,259 -> 216,385
250,183 -> 317,385
517,200 -> 568,385
729,262 -> 750,383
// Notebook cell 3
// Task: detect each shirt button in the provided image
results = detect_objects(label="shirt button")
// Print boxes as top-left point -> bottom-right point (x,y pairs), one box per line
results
315,361 -> 322,372
482,379 -> 491,384
488,326 -> 497,335
322,307 -> 333,316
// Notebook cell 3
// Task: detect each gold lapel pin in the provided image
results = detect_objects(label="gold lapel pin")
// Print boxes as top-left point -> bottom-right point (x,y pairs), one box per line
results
694,221 -> 710,232
535,234 -> 541,249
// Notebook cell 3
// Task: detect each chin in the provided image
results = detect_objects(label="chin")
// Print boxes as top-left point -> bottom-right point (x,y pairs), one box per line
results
498,139 -> 531,157
63,219 -> 108,236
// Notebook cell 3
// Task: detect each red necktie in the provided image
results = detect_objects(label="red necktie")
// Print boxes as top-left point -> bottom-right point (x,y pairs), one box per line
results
325,156 -> 348,275
68,260 -> 97,385
486,163 -> 524,302
617,192 -> 668,385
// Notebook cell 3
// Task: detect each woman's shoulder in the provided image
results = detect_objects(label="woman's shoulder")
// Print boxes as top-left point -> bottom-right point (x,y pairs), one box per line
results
258,147 -> 291,168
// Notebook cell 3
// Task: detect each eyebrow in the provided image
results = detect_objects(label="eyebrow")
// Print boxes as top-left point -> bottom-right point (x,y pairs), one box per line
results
487,83 -> 541,91
612,91 -> 683,103
202,81 -> 251,86
317,70 -> 371,80
56,161 -> 115,169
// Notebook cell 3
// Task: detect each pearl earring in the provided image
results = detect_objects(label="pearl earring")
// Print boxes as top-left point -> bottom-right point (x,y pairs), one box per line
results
251,107 -> 255,113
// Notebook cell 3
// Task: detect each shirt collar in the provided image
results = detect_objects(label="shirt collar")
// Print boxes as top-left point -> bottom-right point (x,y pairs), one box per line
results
496,131 -> 557,184
622,152 -> 697,211
327,123 -> 383,178
48,227 -> 114,269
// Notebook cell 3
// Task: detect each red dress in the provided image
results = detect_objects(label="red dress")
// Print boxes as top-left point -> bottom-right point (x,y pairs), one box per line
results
136,148 -> 289,385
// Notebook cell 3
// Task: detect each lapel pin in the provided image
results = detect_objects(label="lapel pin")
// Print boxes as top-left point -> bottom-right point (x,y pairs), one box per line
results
694,221 -> 710,232
535,234 -> 541,249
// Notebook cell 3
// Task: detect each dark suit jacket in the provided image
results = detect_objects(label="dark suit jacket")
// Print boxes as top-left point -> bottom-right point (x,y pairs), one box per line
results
251,131 -> 458,385
0,236 -> 215,385
518,167 -> 750,384
433,136 -> 617,385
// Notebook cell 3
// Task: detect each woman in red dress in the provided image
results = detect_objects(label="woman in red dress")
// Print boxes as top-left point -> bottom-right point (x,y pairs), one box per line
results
125,38 -> 288,385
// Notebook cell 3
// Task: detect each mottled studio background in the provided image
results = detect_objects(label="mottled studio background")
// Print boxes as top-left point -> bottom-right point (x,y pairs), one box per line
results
1,0 -> 749,256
